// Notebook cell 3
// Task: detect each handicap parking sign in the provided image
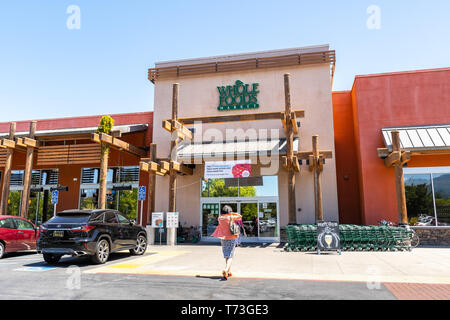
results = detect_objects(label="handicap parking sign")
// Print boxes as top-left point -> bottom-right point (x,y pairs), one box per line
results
138,186 -> 146,201
51,190 -> 59,204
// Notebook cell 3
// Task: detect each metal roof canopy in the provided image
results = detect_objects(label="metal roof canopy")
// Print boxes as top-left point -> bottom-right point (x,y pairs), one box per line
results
382,124 -> 450,151
176,138 -> 299,161
0,123 -> 148,139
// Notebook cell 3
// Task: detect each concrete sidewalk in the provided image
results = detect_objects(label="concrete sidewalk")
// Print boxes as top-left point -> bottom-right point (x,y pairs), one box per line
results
84,244 -> 450,285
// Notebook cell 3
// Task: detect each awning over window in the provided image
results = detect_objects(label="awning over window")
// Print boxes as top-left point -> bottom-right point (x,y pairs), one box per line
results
176,138 -> 299,161
382,125 -> 450,151
0,123 -> 148,139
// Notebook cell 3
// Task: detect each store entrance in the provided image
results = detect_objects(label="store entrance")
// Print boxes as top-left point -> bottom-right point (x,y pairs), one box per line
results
202,199 -> 279,242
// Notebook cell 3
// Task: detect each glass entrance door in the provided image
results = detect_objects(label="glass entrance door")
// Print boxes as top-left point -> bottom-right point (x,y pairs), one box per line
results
200,198 -> 279,241
258,202 -> 278,238
240,202 -> 258,237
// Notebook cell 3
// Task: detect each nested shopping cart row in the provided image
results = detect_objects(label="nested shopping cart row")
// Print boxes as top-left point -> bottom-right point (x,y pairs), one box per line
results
284,224 -> 416,252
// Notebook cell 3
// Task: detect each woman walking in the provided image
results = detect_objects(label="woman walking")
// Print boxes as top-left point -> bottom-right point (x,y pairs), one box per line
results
211,205 -> 242,280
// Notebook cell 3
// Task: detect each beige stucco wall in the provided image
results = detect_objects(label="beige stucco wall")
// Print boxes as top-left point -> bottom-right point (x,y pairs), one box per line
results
152,62 -> 339,229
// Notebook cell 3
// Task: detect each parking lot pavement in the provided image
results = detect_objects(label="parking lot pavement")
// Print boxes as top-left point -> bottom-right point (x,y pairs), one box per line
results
0,251 -> 397,300
0,245 -> 449,300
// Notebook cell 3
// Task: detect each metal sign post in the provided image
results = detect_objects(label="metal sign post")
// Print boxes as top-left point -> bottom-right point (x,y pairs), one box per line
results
51,190 -> 58,217
138,186 -> 146,226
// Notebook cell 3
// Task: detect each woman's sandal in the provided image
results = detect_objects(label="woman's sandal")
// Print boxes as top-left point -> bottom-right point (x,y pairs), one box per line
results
222,270 -> 228,280
228,272 -> 232,277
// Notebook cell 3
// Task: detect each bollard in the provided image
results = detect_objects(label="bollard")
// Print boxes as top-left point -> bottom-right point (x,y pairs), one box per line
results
146,225 -> 155,245
167,227 -> 177,246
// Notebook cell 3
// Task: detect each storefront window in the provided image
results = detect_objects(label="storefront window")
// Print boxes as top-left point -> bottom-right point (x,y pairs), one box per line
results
405,174 -> 434,225
80,189 -> 98,209
432,173 -> 450,226
201,179 -> 238,197
405,168 -> 450,226
118,189 -> 137,219
202,203 -> 220,236
7,191 -> 21,216
201,176 -> 278,198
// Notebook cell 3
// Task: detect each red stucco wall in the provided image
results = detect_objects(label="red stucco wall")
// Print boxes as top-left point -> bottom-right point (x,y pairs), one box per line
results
332,91 -> 362,224
351,68 -> 450,225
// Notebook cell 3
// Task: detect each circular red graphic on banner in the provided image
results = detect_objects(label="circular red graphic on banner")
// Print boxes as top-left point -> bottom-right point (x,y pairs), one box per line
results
232,164 -> 251,178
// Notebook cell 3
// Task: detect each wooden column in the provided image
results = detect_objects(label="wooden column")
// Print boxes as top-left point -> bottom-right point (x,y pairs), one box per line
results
312,135 -> 323,222
20,121 -> 36,218
98,141 -> 109,209
0,123 -> 16,215
147,143 -> 157,223
169,83 -> 179,213
284,74 -> 297,224
392,131 -> 408,224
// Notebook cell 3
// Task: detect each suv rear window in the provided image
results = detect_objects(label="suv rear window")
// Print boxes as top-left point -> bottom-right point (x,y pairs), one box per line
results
47,214 -> 91,224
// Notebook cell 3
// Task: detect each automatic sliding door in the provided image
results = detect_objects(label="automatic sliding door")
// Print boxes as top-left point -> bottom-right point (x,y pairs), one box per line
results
240,202 -> 258,237
258,202 -> 278,237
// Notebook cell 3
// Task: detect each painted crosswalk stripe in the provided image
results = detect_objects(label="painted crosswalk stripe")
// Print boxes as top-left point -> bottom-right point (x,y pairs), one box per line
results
14,266 -> 57,272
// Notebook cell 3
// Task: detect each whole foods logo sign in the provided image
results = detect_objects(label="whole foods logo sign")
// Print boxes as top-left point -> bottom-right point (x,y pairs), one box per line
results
217,80 -> 259,111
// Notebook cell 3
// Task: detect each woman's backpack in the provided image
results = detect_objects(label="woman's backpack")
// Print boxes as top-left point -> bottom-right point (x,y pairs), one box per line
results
229,216 -> 241,236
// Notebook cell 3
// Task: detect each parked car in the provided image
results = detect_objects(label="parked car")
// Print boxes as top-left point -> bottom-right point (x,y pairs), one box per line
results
37,209 -> 147,265
0,216 -> 39,259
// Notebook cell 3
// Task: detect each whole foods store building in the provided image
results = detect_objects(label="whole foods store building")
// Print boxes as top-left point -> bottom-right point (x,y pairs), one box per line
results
1,45 -> 449,244
149,45 -> 339,241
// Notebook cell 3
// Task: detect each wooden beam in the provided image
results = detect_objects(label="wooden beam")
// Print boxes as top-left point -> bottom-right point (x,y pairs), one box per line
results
20,121 -> 37,218
384,151 -> 401,167
175,110 -> 305,125
308,154 -> 315,171
22,137 -> 39,148
172,120 -> 193,140
284,73 -> 297,225
169,83 -> 179,215
171,160 -> 193,175
292,156 -> 300,172
147,144 -> 157,225
0,139 -> 15,149
0,122 -> 15,215
160,160 -> 171,172
290,111 -> 298,135
297,150 -> 333,160
162,120 -> 172,132
281,156 -> 288,169
401,151 -> 411,165
312,135 -> 323,222
91,133 -> 147,157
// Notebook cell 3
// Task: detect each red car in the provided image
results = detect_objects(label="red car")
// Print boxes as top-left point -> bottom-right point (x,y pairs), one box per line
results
0,216 -> 39,259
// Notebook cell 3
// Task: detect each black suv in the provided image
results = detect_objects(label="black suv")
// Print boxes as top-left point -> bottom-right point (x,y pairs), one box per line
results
37,209 -> 147,264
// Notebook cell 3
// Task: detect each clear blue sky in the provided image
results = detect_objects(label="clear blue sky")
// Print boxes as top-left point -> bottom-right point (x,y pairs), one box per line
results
0,0 -> 449,122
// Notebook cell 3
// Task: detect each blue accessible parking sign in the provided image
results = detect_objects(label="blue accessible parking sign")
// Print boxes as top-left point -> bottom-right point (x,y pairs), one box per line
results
138,186 -> 146,201
51,190 -> 59,205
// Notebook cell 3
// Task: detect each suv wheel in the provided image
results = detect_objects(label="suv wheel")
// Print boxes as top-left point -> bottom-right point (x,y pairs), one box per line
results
43,253 -> 61,265
0,242 -> 5,259
130,235 -> 147,255
91,238 -> 110,264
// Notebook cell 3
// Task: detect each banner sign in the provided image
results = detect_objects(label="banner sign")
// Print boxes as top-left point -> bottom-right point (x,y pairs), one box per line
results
152,212 -> 164,228
317,221 -> 340,252
166,212 -> 179,228
204,160 -> 251,179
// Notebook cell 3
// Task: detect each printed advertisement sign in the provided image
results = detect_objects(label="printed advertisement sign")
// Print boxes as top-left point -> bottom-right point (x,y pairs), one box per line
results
204,160 -> 251,179
152,212 -> 164,228
166,212 -> 179,228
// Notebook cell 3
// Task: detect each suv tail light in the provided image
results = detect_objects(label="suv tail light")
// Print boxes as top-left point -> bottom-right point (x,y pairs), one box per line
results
71,225 -> 96,233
